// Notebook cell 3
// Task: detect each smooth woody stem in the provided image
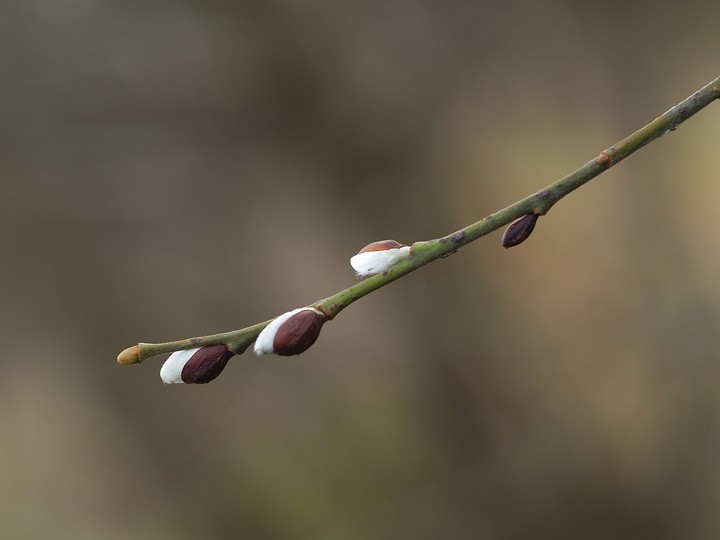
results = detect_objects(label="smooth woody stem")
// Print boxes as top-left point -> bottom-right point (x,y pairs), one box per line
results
122,320 -> 272,364
119,75 -> 720,364
315,75 -> 720,318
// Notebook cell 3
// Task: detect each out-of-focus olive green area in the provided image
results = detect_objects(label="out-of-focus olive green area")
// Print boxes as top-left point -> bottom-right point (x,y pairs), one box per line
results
1,1 -> 719,538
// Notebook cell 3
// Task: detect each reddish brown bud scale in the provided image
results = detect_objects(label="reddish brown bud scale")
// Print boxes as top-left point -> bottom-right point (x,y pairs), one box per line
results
181,344 -> 234,384
358,240 -> 405,253
273,309 -> 326,356
502,213 -> 539,248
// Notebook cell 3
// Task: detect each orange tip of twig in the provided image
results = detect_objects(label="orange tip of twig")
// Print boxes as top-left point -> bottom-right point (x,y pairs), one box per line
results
117,344 -> 141,365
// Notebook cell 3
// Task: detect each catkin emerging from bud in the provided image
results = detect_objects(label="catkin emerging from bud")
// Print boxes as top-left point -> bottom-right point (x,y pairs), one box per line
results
350,240 -> 411,277
254,307 -> 327,356
160,345 -> 234,384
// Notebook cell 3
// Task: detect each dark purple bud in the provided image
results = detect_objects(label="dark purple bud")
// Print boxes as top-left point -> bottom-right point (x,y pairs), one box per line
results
502,213 -> 539,248
160,345 -> 234,384
181,345 -> 234,384
254,307 -> 327,356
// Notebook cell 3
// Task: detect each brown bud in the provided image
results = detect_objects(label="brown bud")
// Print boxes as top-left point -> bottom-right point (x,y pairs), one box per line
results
358,239 -> 406,253
273,309 -> 326,356
179,345 -> 234,384
502,213 -> 539,248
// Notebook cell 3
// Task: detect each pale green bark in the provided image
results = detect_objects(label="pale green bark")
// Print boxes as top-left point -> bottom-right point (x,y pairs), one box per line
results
123,75 -> 720,364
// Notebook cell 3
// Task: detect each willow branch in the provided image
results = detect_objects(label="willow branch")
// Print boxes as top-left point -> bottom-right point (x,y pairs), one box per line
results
118,75 -> 720,365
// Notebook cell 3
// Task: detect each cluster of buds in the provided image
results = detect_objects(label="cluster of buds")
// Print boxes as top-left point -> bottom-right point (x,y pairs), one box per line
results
350,240 -> 411,277
151,225 -> 544,384
158,307 -> 328,384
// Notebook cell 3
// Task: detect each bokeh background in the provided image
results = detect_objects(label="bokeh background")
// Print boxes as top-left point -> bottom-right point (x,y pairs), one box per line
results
2,0 -> 719,538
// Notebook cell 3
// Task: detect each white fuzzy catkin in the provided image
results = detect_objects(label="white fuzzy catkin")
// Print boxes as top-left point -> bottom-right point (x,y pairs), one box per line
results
350,246 -> 411,277
160,347 -> 200,384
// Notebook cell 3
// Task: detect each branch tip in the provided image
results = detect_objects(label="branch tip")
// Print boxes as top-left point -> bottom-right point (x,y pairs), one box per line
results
117,344 -> 141,365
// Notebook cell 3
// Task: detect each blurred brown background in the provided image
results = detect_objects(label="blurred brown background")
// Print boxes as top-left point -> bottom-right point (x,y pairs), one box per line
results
1,0 -> 719,538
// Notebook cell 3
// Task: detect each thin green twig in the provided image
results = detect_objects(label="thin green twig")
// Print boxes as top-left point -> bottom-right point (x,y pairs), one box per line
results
119,75 -> 720,365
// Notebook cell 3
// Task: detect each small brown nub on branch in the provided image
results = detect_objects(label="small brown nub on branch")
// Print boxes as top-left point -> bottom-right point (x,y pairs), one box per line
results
502,214 -> 539,249
117,344 -> 141,365
358,240 -> 405,253
597,151 -> 613,166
